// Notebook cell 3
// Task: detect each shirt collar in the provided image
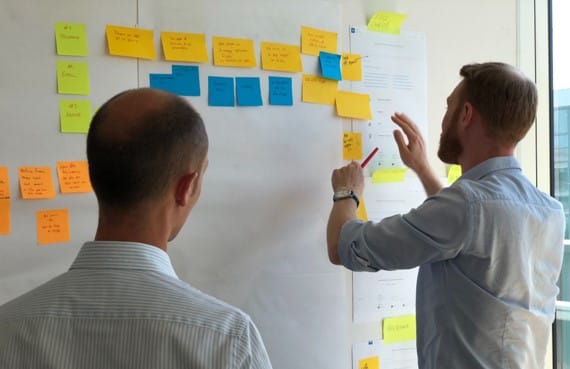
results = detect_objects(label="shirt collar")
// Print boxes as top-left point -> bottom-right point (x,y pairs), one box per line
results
70,241 -> 178,279
460,156 -> 521,181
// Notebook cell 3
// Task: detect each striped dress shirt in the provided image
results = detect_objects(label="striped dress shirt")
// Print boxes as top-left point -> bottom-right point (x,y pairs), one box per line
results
0,241 -> 273,369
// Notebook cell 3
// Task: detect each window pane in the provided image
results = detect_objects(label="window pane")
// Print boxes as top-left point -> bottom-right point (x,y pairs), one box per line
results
551,0 -> 570,367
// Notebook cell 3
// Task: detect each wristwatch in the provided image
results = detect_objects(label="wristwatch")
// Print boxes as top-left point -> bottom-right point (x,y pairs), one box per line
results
333,189 -> 360,208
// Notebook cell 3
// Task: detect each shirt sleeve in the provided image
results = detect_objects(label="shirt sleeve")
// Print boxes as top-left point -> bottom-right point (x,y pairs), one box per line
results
235,318 -> 273,369
338,184 -> 472,271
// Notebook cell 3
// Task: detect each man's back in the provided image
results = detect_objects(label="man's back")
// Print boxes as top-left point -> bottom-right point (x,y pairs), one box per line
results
0,242 -> 272,369
417,157 -> 564,369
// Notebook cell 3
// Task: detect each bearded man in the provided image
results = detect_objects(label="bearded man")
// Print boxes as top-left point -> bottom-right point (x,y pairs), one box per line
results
326,62 -> 565,369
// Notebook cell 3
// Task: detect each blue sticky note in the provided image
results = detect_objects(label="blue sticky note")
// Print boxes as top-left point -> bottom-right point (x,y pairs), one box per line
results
208,76 -> 235,107
149,73 -> 178,94
172,65 -> 200,96
319,51 -> 342,81
268,76 -> 293,106
235,77 -> 262,107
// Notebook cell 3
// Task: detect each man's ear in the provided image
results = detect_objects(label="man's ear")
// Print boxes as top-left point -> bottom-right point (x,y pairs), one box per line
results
460,101 -> 475,129
174,172 -> 197,207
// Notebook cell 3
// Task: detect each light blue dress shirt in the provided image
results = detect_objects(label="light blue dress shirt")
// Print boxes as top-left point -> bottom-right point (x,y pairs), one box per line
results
339,156 -> 565,369
0,241 -> 273,369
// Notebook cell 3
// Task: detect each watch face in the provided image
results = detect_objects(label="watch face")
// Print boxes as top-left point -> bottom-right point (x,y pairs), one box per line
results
334,189 -> 352,200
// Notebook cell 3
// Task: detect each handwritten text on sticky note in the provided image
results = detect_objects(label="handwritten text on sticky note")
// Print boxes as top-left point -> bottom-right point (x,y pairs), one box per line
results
37,209 -> 70,245
383,314 -> 416,344
301,26 -> 337,56
0,166 -> 10,199
56,61 -> 90,95
59,99 -> 92,133
343,132 -> 363,160
368,11 -> 407,34
302,74 -> 338,106
161,32 -> 208,62
261,42 -> 302,72
213,36 -> 256,67
106,25 -> 156,60
56,161 -> 93,194
268,76 -> 293,106
18,167 -> 57,200
342,53 -> 363,81
55,22 -> 88,56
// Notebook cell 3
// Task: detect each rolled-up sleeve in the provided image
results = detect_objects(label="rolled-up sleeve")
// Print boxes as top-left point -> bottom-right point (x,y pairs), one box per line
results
338,185 -> 472,271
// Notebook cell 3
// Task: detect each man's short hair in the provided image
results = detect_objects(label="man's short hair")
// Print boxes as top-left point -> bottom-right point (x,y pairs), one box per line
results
459,62 -> 537,144
87,89 -> 208,207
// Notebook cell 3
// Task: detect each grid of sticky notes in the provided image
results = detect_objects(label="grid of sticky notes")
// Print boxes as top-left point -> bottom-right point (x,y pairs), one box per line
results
55,22 -> 92,134
0,163 -> 92,244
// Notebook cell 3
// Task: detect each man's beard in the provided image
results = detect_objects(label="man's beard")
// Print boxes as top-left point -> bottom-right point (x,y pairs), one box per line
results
437,108 -> 463,164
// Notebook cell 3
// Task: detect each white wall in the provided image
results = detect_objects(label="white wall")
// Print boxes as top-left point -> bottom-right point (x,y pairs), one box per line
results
0,1 -> 530,368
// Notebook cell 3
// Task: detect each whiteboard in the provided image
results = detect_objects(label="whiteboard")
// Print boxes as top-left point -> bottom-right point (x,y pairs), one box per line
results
0,0 -> 519,368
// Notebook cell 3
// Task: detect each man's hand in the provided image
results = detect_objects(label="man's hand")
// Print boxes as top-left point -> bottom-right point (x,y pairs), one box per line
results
331,161 -> 364,198
391,112 -> 431,175
391,112 -> 443,196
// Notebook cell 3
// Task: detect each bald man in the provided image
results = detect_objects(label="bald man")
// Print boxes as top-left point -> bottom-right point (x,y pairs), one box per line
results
0,89 -> 273,369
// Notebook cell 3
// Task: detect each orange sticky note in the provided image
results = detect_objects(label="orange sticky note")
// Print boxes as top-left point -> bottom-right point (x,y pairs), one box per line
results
302,74 -> 338,105
358,356 -> 379,369
36,209 -> 70,245
18,167 -> 57,200
0,166 -> 10,198
56,161 -> 93,194
212,36 -> 256,67
301,26 -> 337,56
106,25 -> 156,60
343,132 -> 363,160
342,53 -> 363,81
161,32 -> 208,62
0,198 -> 9,235
336,91 -> 372,120
260,42 -> 302,72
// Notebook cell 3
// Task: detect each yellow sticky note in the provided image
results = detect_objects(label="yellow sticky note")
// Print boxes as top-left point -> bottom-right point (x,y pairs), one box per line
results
0,166 -> 10,199
383,315 -> 416,344
54,22 -> 88,56
301,26 -> 337,56
160,32 -> 208,62
56,61 -> 90,95
59,100 -> 92,133
302,74 -> 338,105
18,166 -> 57,200
368,11 -> 407,34
447,164 -> 462,184
36,209 -> 70,245
213,36 -> 256,67
106,25 -> 156,60
356,197 -> 368,222
371,168 -> 407,184
343,132 -> 363,160
56,161 -> 93,194
0,198 -> 10,235
359,356 -> 379,369
260,42 -> 302,72
342,53 -> 362,81
336,91 -> 372,120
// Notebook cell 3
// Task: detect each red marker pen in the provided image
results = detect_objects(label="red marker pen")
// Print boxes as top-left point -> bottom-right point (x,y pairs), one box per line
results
361,147 -> 379,168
